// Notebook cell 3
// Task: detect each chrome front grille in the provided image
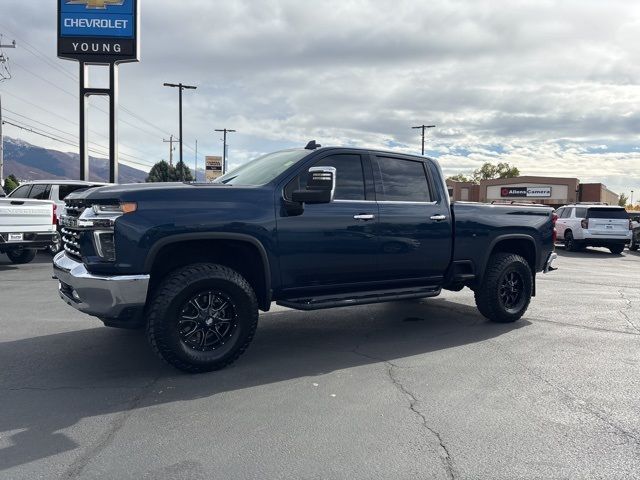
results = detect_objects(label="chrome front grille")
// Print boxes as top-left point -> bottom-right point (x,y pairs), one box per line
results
64,200 -> 88,218
61,227 -> 81,260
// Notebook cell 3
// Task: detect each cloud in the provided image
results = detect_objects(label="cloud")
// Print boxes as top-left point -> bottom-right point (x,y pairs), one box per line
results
0,0 -> 638,194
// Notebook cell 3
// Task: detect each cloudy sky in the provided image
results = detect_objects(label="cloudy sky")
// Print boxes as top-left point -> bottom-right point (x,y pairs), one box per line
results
1,0 -> 639,197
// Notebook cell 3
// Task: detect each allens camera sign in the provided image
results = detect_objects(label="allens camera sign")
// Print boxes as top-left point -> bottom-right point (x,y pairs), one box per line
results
501,186 -> 552,198
58,0 -> 139,63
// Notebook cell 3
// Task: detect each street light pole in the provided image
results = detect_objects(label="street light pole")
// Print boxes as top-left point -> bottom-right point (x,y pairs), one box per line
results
164,82 -> 197,180
411,124 -> 436,156
214,128 -> 236,174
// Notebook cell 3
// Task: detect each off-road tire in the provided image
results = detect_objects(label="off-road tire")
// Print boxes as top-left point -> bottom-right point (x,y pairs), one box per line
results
6,248 -> 37,264
608,244 -> 625,255
146,263 -> 259,373
474,253 -> 533,323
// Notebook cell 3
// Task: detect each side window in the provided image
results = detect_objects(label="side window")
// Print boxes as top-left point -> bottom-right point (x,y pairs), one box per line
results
560,208 -> 572,219
285,154 -> 366,201
59,184 -> 88,200
556,208 -> 564,218
9,185 -> 31,198
574,207 -> 587,218
28,184 -> 51,200
374,157 -> 431,202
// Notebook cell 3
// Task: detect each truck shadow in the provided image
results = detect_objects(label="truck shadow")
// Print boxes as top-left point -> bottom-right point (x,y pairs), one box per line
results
0,298 -> 529,471
555,247 -> 620,258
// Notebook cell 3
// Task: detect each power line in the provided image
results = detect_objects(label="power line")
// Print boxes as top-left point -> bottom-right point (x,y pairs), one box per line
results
3,118 -> 154,171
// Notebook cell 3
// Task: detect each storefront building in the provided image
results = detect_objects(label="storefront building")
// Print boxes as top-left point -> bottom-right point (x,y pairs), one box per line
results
447,176 -> 619,209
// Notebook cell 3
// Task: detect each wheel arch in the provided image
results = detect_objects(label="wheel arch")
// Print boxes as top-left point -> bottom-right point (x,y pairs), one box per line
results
145,233 -> 272,311
478,234 -> 538,285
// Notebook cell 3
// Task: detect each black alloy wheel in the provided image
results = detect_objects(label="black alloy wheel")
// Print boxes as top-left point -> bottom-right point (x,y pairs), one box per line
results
498,271 -> 525,314
178,290 -> 238,352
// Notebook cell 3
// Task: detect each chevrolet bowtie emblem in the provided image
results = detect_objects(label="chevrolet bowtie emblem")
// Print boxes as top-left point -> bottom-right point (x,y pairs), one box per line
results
66,0 -> 125,9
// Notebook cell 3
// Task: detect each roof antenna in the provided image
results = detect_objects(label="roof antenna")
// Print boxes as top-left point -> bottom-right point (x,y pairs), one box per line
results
305,140 -> 322,150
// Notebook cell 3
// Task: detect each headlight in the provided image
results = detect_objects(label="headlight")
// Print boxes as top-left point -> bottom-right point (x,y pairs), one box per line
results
92,202 -> 137,215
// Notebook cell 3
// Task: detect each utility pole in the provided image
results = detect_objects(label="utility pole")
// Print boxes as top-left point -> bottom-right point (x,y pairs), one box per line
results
215,128 -> 236,174
411,124 -> 436,156
194,139 -> 198,182
0,36 -> 16,185
163,82 -> 197,181
162,135 -> 176,166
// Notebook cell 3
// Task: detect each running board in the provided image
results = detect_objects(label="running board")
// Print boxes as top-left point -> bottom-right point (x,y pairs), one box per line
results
277,286 -> 441,311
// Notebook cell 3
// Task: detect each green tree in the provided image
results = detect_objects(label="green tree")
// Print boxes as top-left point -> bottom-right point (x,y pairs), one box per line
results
174,161 -> 194,182
146,160 -> 174,183
618,193 -> 629,207
447,174 -> 472,183
472,162 -> 520,183
3,175 -> 20,194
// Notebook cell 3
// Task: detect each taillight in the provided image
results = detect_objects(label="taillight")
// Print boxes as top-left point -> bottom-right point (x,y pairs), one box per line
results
52,204 -> 58,225
581,218 -> 588,229
552,212 -> 558,244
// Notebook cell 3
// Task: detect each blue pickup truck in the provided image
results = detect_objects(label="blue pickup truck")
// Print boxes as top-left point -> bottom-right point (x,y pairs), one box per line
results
53,144 -> 557,372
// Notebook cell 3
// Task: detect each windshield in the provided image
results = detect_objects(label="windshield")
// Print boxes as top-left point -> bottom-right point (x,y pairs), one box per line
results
214,149 -> 311,186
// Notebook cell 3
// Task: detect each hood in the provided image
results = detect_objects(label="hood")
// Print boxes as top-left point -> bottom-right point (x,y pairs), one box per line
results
65,182 -> 271,205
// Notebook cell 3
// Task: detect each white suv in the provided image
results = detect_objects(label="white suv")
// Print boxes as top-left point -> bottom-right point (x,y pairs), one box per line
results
556,204 -> 632,254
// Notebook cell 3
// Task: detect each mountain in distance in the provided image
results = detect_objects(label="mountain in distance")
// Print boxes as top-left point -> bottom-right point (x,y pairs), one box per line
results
2,136 -> 149,183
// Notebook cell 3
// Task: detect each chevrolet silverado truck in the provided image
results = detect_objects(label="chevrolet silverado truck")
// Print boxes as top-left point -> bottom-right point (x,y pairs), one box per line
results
53,145 -> 557,373
1,197 -> 57,264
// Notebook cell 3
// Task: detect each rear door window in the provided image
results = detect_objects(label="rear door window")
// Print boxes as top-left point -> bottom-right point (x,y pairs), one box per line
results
574,207 -> 587,218
587,208 -> 629,219
373,157 -> 432,202
28,184 -> 51,200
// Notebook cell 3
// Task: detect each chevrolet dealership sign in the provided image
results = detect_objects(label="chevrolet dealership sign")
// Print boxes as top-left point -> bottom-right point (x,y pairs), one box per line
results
58,0 -> 139,63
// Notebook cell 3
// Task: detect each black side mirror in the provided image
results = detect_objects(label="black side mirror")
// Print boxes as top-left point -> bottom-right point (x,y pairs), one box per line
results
291,166 -> 336,204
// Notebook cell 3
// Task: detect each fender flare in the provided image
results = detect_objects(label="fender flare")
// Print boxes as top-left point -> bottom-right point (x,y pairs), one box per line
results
478,234 -> 539,283
144,232 -> 272,306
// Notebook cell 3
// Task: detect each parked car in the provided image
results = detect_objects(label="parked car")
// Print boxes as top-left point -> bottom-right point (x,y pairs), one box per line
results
630,214 -> 640,252
555,204 -> 632,254
53,145 -> 557,373
0,196 -> 56,264
9,180 -> 107,254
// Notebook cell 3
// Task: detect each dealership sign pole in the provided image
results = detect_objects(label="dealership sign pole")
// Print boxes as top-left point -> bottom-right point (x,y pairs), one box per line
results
57,0 -> 140,183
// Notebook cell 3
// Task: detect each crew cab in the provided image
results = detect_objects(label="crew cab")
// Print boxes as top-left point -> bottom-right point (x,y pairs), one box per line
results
0,197 -> 56,264
53,145 -> 557,372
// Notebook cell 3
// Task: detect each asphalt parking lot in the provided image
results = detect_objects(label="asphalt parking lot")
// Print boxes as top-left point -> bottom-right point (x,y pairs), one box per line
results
1,248 -> 639,480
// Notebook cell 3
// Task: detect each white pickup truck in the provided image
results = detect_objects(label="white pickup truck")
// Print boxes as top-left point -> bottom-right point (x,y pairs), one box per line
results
0,197 -> 57,264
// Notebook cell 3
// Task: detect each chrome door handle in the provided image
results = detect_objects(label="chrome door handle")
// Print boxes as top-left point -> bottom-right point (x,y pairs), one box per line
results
354,214 -> 375,221
430,215 -> 447,222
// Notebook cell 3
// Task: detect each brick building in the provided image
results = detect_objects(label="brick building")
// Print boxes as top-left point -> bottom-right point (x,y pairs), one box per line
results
447,176 -> 619,209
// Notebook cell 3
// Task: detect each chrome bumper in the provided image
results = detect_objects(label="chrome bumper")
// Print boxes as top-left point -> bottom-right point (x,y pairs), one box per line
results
544,252 -> 558,273
53,252 -> 150,319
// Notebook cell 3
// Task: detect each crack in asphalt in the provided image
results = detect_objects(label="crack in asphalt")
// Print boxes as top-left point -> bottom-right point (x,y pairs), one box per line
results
617,290 -> 640,334
487,340 -> 640,447
62,372 -> 164,479
528,316 -> 640,337
352,348 -> 456,480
